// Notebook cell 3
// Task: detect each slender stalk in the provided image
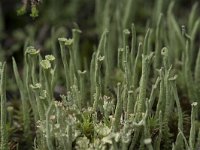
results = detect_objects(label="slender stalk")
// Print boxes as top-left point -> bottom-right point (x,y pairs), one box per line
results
12,58 -> 30,136
0,62 -> 8,150
113,83 -> 122,132
189,102 -> 198,150
46,102 -> 54,150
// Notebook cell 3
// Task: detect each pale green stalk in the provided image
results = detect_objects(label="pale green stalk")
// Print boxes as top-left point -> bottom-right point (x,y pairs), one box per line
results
12,58 -> 30,136
122,85 -> 128,119
172,82 -> 183,131
161,47 -> 174,122
163,67 -> 172,123
155,111 -> 162,150
42,66 -> 53,102
144,101 -> 153,150
154,14 -> 163,70
196,129 -> 200,150
72,28 -> 82,70
195,49 -> 200,108
0,62 -> 8,150
25,50 -> 38,120
167,2 -> 184,63
78,70 -> 87,108
149,77 -> 160,110
56,106 -> 67,150
175,132 -> 184,150
30,55 -> 38,84
167,2 -> 185,48
130,23 -> 136,65
122,0 -> 135,28
103,37 -> 111,92
93,30 -> 107,111
143,28 -> 151,55
188,2 -> 199,32
92,52 -> 103,111
90,52 -> 96,103
97,29 -> 108,55
124,46 -> 130,87
122,29 -> 130,69
69,58 -> 76,86
194,48 -> 200,82
172,81 -> 184,149
46,102 -> 54,150
127,90 -> 134,114
137,53 -> 153,116
178,129 -> 189,149
190,18 -> 200,65
39,54 -> 43,85
51,66 -> 57,98
117,48 -> 124,69
147,29 -> 153,55
31,85 -> 45,120
184,40 -> 197,102
132,42 -> 142,89
113,83 -> 122,132
67,123 -> 72,150
123,47 -> 130,115
153,0 -> 163,26
155,68 -> 165,117
189,102 -> 198,150
102,0 -> 112,32
190,18 -> 200,42
58,38 -> 70,90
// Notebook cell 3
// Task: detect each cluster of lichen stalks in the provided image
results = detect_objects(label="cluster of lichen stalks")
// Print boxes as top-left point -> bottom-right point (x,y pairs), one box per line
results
1,1 -> 200,150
